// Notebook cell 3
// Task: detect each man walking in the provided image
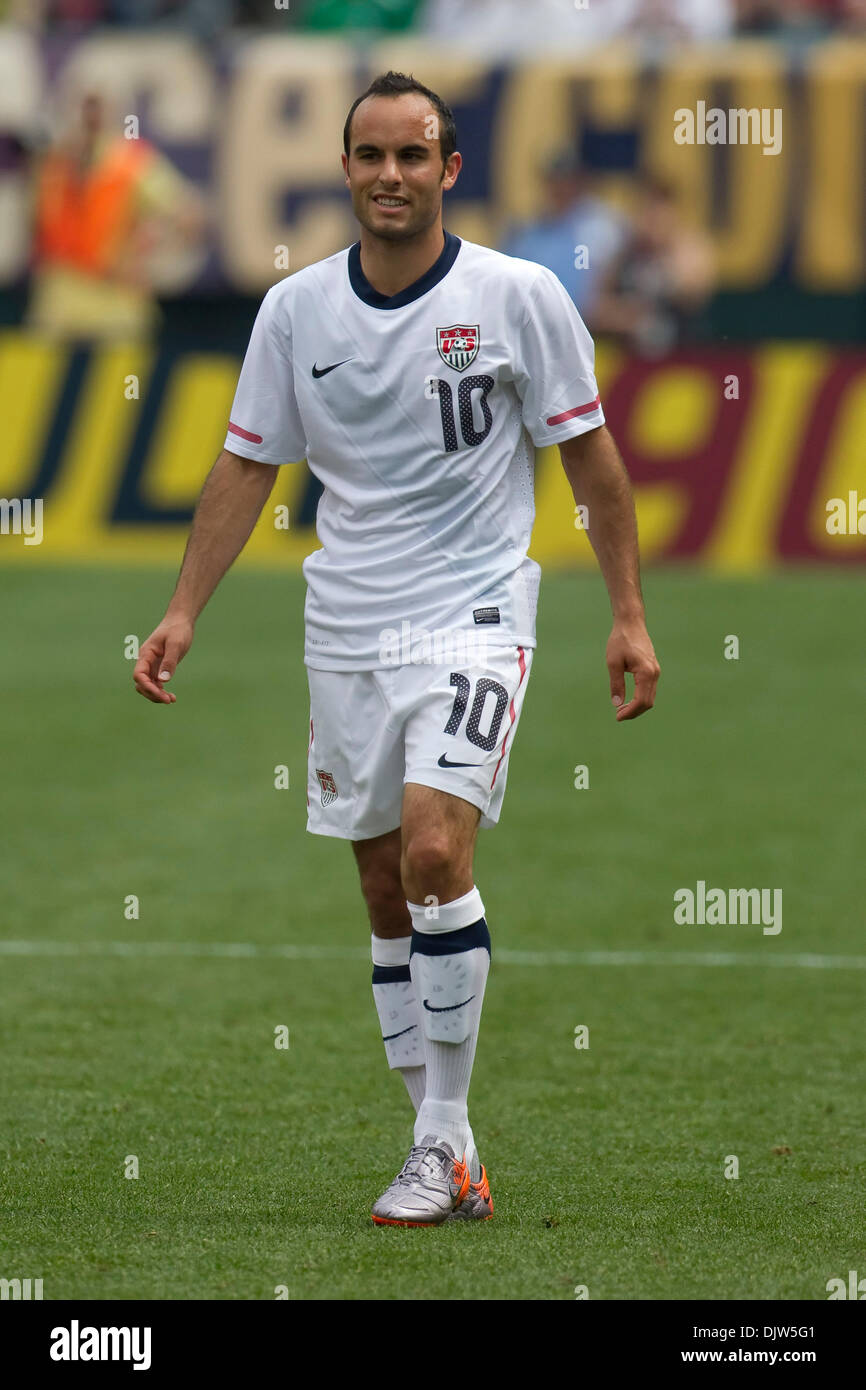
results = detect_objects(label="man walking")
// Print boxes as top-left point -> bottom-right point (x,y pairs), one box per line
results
133,71 -> 660,1226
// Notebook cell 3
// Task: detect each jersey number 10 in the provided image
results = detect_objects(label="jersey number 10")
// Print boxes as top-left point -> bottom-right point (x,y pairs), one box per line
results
429,375 -> 495,452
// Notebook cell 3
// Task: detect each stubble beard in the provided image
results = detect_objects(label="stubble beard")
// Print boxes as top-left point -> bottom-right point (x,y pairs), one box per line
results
355,192 -> 442,244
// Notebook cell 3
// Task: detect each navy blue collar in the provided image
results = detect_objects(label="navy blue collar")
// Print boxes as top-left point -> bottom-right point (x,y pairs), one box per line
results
348,231 -> 461,309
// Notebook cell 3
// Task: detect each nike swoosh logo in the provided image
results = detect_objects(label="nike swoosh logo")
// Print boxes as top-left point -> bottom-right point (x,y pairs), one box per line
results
312,358 -> 353,378
437,753 -> 481,768
423,996 -> 475,1013
382,1024 -> 417,1042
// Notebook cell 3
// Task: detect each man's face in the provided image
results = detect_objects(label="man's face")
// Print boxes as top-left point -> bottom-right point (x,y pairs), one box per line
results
637,192 -> 677,251
342,93 -> 461,242
546,171 -> 583,218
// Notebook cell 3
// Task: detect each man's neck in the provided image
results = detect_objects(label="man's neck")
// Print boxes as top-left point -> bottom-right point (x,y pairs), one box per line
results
358,222 -> 446,299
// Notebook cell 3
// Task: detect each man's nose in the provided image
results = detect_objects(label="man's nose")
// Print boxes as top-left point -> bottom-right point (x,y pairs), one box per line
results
379,158 -> 402,184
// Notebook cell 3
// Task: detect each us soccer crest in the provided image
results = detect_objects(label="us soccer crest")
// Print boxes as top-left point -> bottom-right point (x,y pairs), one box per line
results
316,769 -> 338,806
436,324 -> 480,372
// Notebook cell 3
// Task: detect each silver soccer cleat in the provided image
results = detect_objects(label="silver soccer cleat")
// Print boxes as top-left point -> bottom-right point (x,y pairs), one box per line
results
371,1134 -> 470,1226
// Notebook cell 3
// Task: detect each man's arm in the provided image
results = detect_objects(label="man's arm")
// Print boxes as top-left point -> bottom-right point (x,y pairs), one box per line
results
132,448 -> 278,704
559,423 -> 660,721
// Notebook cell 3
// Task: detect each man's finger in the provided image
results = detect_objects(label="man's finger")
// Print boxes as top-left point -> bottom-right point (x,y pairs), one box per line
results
608,659 -> 626,711
135,682 -> 172,704
132,661 -> 161,697
134,672 -> 174,703
157,636 -> 186,684
615,696 -> 650,721
133,650 -> 174,704
615,664 -> 659,721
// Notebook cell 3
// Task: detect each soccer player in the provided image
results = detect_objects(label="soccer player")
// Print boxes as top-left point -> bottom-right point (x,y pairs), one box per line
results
133,71 -> 660,1226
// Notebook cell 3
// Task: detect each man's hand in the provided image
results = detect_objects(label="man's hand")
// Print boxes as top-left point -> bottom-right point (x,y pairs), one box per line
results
559,426 -> 660,722
606,618 -> 660,722
133,615 -> 194,704
130,449 -> 277,707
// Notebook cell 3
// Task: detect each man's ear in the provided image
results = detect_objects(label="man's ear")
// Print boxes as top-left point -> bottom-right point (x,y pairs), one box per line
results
442,151 -> 462,192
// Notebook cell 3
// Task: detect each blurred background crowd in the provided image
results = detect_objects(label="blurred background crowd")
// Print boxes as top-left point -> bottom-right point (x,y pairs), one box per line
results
6,0 -> 866,40
25,89 -> 714,354
4,0 -> 866,353
0,0 -> 863,568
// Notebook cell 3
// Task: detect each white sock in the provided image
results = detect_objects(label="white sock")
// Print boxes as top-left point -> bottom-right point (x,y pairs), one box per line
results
408,887 -> 489,1177
371,933 -> 426,1112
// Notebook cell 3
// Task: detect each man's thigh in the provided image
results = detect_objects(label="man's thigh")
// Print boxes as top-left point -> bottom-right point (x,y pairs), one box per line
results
401,782 -> 482,842
402,644 -> 533,829
306,667 -> 404,840
306,644 -> 532,843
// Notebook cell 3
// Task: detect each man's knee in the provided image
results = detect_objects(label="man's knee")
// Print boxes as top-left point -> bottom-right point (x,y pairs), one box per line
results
402,830 -> 461,900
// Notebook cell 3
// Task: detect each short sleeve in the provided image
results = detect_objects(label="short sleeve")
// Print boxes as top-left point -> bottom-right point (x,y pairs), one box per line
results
513,265 -> 605,447
223,286 -> 307,464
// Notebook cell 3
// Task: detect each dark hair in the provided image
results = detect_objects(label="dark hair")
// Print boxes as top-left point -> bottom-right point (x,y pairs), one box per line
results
343,71 -> 457,165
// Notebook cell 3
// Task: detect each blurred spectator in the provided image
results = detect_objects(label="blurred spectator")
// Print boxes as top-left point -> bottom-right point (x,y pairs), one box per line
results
627,0 -> 736,40
38,0 -> 235,30
420,0 -> 734,52
28,92 -> 205,342
592,176 -> 714,354
502,152 -> 629,323
42,0 -> 107,25
733,0 -> 839,36
300,0 -> 420,29
108,0 -> 234,36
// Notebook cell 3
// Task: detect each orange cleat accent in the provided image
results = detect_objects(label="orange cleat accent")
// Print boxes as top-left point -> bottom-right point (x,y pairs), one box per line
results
446,1163 -> 493,1221
475,1166 -> 492,1210
452,1154 -> 471,1206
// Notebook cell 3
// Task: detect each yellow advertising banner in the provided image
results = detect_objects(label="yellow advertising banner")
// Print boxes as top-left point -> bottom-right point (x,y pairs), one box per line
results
0,333 -> 864,569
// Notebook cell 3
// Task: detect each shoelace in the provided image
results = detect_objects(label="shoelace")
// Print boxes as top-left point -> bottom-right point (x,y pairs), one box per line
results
394,1143 -> 455,1187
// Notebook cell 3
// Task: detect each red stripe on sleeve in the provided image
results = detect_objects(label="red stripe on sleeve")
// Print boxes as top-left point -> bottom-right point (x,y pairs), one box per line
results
546,394 -> 601,427
228,421 -> 264,445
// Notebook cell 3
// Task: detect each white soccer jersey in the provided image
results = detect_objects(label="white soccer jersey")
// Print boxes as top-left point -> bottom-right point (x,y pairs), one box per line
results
224,233 -> 604,670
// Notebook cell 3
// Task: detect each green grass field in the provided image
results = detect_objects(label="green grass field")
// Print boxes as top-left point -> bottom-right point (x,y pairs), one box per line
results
1,563 -> 863,1300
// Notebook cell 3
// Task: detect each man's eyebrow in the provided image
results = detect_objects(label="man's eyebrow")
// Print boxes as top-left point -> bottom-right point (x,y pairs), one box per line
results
352,141 -> 431,156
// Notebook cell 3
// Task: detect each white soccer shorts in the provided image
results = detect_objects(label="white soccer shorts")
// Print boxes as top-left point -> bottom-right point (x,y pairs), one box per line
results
305,645 -> 533,840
